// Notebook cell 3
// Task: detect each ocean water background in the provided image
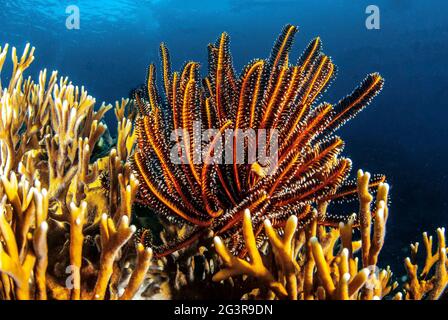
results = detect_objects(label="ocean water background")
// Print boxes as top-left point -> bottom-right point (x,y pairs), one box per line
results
0,0 -> 447,276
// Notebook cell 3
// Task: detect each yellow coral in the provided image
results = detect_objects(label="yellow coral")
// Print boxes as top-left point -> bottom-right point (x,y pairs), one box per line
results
213,209 -> 288,299
213,169 -> 447,300
0,44 -> 150,300
402,227 -> 447,300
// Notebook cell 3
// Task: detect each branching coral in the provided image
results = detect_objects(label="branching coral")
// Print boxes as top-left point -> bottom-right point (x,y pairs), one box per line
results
402,227 -> 447,300
213,169 -> 447,300
0,43 -> 151,300
214,209 -> 289,299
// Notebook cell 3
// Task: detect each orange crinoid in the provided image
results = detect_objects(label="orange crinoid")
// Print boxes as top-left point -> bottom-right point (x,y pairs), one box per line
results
131,25 -> 385,257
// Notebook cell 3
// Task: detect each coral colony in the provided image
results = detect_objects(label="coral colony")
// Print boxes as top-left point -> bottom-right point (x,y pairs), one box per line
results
0,25 -> 446,300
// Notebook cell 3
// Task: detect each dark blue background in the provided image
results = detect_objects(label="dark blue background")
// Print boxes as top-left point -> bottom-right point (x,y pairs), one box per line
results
1,0 -> 447,274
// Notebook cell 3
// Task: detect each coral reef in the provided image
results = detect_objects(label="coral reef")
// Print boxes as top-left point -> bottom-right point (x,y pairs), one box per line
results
0,25 -> 446,301
0,43 -> 151,300
131,24 -> 385,258
213,170 -> 448,300
128,25 -> 446,300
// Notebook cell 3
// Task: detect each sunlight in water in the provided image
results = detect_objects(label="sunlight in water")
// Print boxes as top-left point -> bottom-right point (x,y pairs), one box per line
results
0,0 -> 161,33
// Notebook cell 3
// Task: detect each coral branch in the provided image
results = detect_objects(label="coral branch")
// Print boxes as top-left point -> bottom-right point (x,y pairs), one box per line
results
213,209 -> 288,299
119,244 -> 153,300
93,214 -> 136,299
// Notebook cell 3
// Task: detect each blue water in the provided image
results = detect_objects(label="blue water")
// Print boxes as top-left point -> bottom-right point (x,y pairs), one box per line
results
1,0 -> 447,273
